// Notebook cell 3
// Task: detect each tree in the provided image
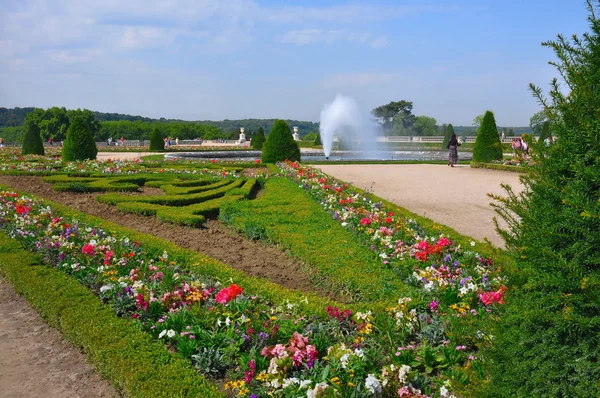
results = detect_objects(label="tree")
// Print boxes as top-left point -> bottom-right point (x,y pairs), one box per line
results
529,109 -> 550,136
62,115 -> 97,161
538,120 -> 551,144
251,126 -> 265,149
149,126 -> 164,151
22,120 -> 44,155
371,100 -> 415,131
314,132 -> 322,146
472,113 -> 485,128
485,2 -> 600,396
261,120 -> 300,163
67,109 -> 100,139
441,124 -> 455,150
472,111 -> 502,162
412,115 -> 438,136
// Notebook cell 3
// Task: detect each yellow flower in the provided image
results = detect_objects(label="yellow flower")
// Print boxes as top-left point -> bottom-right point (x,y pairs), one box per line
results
233,380 -> 245,389
331,377 -> 341,386
224,381 -> 234,390
348,382 -> 356,387
238,387 -> 249,397
256,372 -> 269,382
354,336 -> 364,344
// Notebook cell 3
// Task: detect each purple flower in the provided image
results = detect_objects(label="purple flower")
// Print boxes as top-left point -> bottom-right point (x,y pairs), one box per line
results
429,300 -> 439,312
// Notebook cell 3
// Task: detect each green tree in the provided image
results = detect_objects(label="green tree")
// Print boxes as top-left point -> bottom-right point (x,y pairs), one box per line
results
149,126 -> 164,151
413,115 -> 438,136
485,2 -> 600,396
472,113 -> 485,128
371,100 -> 415,131
261,120 -> 300,163
314,132 -> 322,146
472,111 -> 502,162
22,120 -> 44,155
303,132 -> 317,142
67,109 -> 100,139
251,126 -> 265,149
529,109 -> 550,136
441,124 -> 455,149
62,116 -> 97,161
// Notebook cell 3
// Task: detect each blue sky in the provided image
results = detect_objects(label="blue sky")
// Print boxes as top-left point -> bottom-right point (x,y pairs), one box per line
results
0,0 -> 591,125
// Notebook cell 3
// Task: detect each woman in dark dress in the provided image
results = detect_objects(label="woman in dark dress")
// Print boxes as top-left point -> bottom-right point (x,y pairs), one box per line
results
447,133 -> 460,167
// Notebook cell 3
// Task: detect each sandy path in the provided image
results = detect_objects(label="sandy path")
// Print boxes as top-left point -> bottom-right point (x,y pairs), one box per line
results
315,164 -> 525,248
0,275 -> 119,398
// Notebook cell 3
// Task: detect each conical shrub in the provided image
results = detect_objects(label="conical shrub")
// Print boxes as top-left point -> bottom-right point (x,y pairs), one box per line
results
62,115 -> 97,161
261,120 -> 300,163
22,121 -> 45,156
484,2 -> 600,395
441,124 -> 454,149
314,132 -> 322,146
251,126 -> 265,149
472,111 -> 502,162
149,126 -> 164,151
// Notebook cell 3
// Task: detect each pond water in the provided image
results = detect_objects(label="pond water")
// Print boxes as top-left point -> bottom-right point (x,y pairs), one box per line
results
164,150 -> 472,162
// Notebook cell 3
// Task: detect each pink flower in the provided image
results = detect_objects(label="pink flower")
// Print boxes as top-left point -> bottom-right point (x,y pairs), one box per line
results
437,237 -> 451,246
360,217 -> 372,226
429,300 -> 439,312
479,286 -> 507,306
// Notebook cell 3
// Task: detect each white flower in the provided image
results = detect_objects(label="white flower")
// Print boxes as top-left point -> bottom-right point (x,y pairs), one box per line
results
340,353 -> 350,369
225,316 -> 231,326
166,329 -> 176,338
99,285 -> 112,293
470,241 -> 476,246
159,330 -> 167,338
398,364 -> 411,383
282,378 -> 299,388
299,380 -> 312,389
365,374 -> 382,394
354,348 -> 364,358
89,239 -> 97,245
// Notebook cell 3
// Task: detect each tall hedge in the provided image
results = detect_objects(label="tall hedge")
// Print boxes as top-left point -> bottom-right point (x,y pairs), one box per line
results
22,121 -> 45,156
62,115 -> 97,162
485,2 -> 600,396
261,120 -> 300,163
472,111 -> 502,162
251,126 -> 265,150
538,120 -> 551,144
441,124 -> 454,149
149,127 -> 164,151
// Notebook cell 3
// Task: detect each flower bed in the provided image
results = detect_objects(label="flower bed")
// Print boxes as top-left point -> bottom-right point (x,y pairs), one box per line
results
0,187 -> 507,397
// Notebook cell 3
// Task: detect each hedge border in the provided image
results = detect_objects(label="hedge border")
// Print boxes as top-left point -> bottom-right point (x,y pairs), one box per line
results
0,233 -> 222,398
470,162 -> 526,173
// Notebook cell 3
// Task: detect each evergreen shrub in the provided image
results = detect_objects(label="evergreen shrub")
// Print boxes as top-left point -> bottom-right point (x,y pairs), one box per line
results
485,2 -> 600,395
62,116 -> 97,162
251,126 -> 265,149
149,127 -> 164,151
314,132 -> 322,146
22,121 -> 45,156
261,120 -> 300,163
441,124 -> 454,150
472,111 -> 503,162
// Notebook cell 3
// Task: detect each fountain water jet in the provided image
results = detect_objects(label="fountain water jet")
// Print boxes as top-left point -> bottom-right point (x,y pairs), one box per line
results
319,94 -> 383,158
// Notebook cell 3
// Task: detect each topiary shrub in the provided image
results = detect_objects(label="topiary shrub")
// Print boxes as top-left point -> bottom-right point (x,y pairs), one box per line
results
149,127 -> 164,151
441,124 -> 454,150
472,111 -> 502,162
261,120 -> 300,163
314,132 -> 322,147
251,126 -> 265,149
22,121 -> 45,156
62,115 -> 97,162
485,2 -> 600,396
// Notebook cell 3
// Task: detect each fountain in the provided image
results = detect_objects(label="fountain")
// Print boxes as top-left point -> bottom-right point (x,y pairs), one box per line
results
319,94 -> 384,159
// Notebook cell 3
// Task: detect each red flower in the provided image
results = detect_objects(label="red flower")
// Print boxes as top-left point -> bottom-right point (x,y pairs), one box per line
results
255,159 -> 261,164
82,244 -> 95,255
385,217 -> 393,223
215,284 -> 243,304
360,218 -> 372,226
15,205 -> 31,215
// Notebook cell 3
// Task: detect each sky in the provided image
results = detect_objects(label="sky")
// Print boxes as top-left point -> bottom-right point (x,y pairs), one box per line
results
0,0 -> 592,126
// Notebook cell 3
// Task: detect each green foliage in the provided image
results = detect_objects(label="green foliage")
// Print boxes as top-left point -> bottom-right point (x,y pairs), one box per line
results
529,109 -> 550,136
22,120 -> 44,155
372,100 -> 415,132
0,235 -> 222,398
149,127 -> 164,151
251,126 -> 265,149
441,124 -> 455,150
220,177 -> 409,302
62,116 -> 98,162
472,111 -> 502,162
314,132 -> 322,146
261,120 -> 300,163
413,115 -> 438,136
538,121 -> 551,144
485,2 -> 600,396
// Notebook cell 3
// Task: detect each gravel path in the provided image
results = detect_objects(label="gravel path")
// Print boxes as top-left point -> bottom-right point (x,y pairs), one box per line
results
315,164 -> 525,248
0,275 -> 119,398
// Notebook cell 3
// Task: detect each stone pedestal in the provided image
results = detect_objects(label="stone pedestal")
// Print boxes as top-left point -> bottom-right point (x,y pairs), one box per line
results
292,126 -> 300,141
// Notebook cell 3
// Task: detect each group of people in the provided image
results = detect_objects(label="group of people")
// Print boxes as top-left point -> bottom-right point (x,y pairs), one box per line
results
107,137 -> 125,146
163,137 -> 178,147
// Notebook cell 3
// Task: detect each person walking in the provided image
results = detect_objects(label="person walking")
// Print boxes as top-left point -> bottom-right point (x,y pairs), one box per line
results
447,133 -> 461,167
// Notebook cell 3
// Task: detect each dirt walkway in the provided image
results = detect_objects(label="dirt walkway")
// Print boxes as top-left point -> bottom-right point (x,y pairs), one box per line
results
315,164 -> 525,248
0,275 -> 119,397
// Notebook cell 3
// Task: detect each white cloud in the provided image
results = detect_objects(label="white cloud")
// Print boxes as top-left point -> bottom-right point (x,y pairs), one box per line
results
118,27 -> 174,50
280,29 -> 387,47
370,36 -> 388,49
324,72 -> 400,88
